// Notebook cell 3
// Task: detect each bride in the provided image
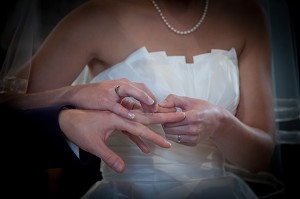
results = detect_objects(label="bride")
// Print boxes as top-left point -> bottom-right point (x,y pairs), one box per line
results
20,0 -> 275,198
81,46 -> 263,199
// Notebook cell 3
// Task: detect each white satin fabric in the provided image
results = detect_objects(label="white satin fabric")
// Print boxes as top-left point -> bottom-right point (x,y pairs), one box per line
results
81,47 -> 258,199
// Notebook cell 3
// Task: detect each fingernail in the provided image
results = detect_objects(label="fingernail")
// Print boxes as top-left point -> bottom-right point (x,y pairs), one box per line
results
165,140 -> 172,147
181,112 -> 186,118
147,97 -> 155,105
113,161 -> 123,172
128,112 -> 135,119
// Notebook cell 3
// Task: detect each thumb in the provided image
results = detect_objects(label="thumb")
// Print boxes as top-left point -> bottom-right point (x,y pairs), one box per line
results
159,94 -> 186,109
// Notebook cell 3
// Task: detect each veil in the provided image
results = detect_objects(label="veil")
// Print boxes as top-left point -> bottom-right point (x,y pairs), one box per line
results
0,0 -> 87,94
266,0 -> 300,143
0,0 -> 41,94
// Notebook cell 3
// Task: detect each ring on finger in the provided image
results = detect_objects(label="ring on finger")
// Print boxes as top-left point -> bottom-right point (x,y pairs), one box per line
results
177,135 -> 181,143
114,85 -> 121,97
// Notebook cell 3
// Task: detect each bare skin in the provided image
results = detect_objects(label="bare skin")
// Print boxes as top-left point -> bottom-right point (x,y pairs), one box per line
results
24,0 -> 275,173
1,79 -> 186,173
59,108 -> 185,173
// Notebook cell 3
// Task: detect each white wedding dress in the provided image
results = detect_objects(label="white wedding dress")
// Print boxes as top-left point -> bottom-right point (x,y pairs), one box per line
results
81,47 -> 259,199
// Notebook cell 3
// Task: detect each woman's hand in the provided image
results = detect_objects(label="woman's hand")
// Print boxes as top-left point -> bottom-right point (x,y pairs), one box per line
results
159,94 -> 226,146
159,94 -> 275,172
69,78 -> 158,119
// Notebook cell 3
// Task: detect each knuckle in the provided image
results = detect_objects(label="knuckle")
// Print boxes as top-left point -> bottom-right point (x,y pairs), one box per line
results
188,125 -> 198,133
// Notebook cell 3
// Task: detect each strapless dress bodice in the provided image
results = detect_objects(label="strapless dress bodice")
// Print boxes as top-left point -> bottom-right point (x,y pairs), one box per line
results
90,46 -> 239,182
81,47 -> 259,199
91,47 -> 239,113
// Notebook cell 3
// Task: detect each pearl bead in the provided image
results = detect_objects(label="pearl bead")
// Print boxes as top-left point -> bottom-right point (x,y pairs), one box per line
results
150,0 -> 209,35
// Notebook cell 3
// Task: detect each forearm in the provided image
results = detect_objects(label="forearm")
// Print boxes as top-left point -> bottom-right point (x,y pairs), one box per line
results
0,86 -> 75,110
210,110 -> 275,173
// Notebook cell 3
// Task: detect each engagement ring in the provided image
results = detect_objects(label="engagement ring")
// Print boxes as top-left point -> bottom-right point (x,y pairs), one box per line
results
177,135 -> 181,143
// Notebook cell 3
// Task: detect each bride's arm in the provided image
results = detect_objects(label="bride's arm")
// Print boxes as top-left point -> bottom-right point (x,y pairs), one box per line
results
159,0 -> 275,173
223,0 -> 275,172
2,78 -> 159,118
25,1 -> 111,93
1,80 -> 186,173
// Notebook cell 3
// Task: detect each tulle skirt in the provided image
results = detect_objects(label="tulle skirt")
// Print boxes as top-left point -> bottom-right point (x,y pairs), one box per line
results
81,173 -> 258,199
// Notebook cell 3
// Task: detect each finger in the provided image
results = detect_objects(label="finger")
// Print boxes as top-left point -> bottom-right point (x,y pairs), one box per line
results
140,103 -> 157,113
163,124 -> 187,135
157,105 -> 177,113
165,134 -> 198,146
133,111 -> 186,125
109,98 -> 142,120
132,82 -> 158,106
163,118 -> 187,128
165,134 -> 185,144
111,103 -> 136,119
132,103 -> 142,110
159,94 -> 187,109
116,119 -> 172,148
122,131 -> 150,153
121,98 -> 142,110
117,84 -> 157,107
95,142 -> 126,173
125,83 -> 158,113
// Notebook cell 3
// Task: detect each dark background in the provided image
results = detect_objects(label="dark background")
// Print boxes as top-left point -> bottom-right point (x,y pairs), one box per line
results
0,0 -> 299,199
0,0 -> 86,70
0,0 -> 299,75
0,0 -> 299,73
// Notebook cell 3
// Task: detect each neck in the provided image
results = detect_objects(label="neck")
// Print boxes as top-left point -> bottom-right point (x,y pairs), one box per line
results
155,0 -> 205,17
158,0 -> 201,10
149,0 -> 209,35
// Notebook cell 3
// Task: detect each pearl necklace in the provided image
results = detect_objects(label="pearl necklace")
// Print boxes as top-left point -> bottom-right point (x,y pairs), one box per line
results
150,0 -> 209,35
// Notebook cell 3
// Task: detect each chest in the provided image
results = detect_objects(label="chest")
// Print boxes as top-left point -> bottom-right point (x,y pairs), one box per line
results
89,9 -> 244,75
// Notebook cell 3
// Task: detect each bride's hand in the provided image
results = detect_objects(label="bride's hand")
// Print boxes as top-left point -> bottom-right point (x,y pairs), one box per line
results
159,94 -> 226,146
68,78 -> 158,119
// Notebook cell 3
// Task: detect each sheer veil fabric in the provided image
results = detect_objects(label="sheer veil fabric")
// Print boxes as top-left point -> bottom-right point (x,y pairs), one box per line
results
0,0 -> 86,94
0,0 -> 40,94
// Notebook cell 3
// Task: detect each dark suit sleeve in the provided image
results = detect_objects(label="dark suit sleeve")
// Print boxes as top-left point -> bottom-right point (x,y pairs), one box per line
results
1,104 -> 100,169
1,104 -> 101,198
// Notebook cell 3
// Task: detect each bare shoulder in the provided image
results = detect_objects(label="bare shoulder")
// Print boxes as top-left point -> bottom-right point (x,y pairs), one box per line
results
228,0 -> 271,45
221,0 -> 265,13
210,0 -> 270,55
58,0 -> 116,30
55,0 -> 143,36
221,0 -> 268,28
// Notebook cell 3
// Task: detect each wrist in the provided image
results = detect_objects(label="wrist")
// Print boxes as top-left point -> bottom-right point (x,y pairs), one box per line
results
209,107 -> 230,142
58,105 -> 76,132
